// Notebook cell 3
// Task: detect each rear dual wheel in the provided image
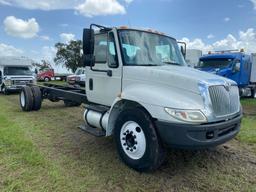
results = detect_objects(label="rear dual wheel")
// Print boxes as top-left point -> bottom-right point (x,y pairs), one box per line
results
20,86 -> 42,111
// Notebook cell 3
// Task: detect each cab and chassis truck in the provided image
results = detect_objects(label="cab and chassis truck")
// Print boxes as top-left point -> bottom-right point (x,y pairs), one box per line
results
19,24 -> 242,171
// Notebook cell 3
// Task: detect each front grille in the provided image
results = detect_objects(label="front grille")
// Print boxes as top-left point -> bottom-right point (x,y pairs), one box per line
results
12,80 -> 32,86
209,85 -> 240,117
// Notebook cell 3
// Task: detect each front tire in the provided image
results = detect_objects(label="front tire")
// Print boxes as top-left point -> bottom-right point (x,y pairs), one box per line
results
2,86 -> 9,95
114,107 -> 165,172
44,77 -> 50,82
251,88 -> 256,98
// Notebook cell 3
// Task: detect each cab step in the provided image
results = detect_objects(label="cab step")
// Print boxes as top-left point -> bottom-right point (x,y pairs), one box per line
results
78,124 -> 106,137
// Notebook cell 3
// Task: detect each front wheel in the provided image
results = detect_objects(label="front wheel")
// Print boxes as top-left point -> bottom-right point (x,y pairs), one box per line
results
44,77 -> 50,82
114,107 -> 166,172
2,86 -> 9,95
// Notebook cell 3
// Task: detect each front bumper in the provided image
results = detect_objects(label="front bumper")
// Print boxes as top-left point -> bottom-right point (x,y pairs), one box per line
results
155,114 -> 242,149
6,85 -> 27,91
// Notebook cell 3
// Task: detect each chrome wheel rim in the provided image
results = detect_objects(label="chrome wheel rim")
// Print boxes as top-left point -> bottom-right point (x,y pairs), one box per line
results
120,121 -> 146,160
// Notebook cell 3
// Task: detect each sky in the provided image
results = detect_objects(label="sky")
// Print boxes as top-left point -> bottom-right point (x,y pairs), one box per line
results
0,0 -> 256,72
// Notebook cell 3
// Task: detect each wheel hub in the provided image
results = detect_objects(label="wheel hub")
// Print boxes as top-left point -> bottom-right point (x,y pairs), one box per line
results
120,121 -> 146,160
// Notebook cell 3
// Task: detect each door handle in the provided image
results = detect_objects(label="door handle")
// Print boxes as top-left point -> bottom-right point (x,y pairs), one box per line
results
89,78 -> 93,90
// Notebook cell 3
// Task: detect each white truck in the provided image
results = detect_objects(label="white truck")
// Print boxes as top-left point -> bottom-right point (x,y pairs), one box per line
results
19,24 -> 242,171
0,56 -> 36,94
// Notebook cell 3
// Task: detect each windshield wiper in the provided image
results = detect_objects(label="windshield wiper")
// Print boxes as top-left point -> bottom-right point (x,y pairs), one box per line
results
162,61 -> 181,66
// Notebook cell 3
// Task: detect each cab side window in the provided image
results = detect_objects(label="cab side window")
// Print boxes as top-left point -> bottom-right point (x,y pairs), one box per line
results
108,32 -> 118,67
94,34 -> 108,63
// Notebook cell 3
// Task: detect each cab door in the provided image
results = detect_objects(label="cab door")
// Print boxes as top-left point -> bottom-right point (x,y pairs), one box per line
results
86,31 -> 122,106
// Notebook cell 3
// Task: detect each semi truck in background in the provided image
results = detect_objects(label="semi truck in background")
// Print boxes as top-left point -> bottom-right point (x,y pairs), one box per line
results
37,67 -> 69,82
198,50 -> 256,98
185,49 -> 202,67
19,24 -> 242,171
0,56 -> 36,94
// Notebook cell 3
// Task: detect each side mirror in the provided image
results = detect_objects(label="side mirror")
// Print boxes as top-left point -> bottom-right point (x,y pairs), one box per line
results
233,62 -> 241,73
180,46 -> 186,57
83,28 -> 95,67
177,41 -> 186,58
83,54 -> 95,67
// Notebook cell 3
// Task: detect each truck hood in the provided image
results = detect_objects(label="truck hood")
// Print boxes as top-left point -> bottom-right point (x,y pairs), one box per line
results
123,65 -> 235,94
198,67 -> 233,77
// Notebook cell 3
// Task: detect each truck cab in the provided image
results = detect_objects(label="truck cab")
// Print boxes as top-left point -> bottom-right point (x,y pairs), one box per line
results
198,50 -> 256,97
0,56 -> 36,94
81,25 -> 242,170
37,67 -> 54,82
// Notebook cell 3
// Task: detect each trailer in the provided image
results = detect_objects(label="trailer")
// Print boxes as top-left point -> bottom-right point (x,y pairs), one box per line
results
19,24 -> 242,172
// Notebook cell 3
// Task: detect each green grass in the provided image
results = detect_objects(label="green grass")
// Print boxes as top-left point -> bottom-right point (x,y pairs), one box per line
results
0,95 -> 256,192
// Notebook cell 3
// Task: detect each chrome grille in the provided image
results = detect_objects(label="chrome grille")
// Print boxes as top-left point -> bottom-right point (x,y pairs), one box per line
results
12,80 -> 32,86
209,85 -> 240,117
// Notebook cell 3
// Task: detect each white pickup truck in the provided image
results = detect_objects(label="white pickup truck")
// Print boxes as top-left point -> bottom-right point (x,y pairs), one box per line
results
19,24 -> 242,171
0,56 -> 36,94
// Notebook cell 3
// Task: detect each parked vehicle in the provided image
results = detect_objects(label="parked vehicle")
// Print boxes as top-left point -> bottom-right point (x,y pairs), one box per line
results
19,24 -> 242,171
37,67 -> 69,82
67,67 -> 86,86
0,56 -> 36,94
198,50 -> 256,98
185,49 -> 202,67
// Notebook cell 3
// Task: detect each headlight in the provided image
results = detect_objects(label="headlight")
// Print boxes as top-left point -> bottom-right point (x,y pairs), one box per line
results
4,79 -> 12,86
164,108 -> 207,123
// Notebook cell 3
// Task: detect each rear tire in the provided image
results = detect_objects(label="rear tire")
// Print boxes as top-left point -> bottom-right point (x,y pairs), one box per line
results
31,86 -> 42,111
114,107 -> 166,172
20,86 -> 34,111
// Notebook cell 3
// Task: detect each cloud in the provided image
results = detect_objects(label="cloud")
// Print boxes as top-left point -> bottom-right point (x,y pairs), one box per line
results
40,35 -> 50,41
250,0 -> 256,9
42,46 -> 57,61
60,33 -> 76,43
0,0 -> 78,10
124,0 -> 133,3
181,28 -> 256,54
3,16 -> 39,39
224,17 -> 230,22
75,0 -> 126,17
0,43 -> 23,57
0,0 -> 130,17
207,34 -> 215,39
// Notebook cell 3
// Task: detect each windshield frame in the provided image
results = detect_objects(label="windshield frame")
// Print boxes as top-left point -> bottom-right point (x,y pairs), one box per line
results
3,66 -> 33,76
198,58 -> 234,69
117,29 -> 186,67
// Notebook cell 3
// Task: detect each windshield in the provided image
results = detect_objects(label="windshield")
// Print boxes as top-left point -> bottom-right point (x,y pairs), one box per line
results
118,30 -> 186,66
4,66 -> 33,76
198,58 -> 233,68
75,69 -> 85,75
